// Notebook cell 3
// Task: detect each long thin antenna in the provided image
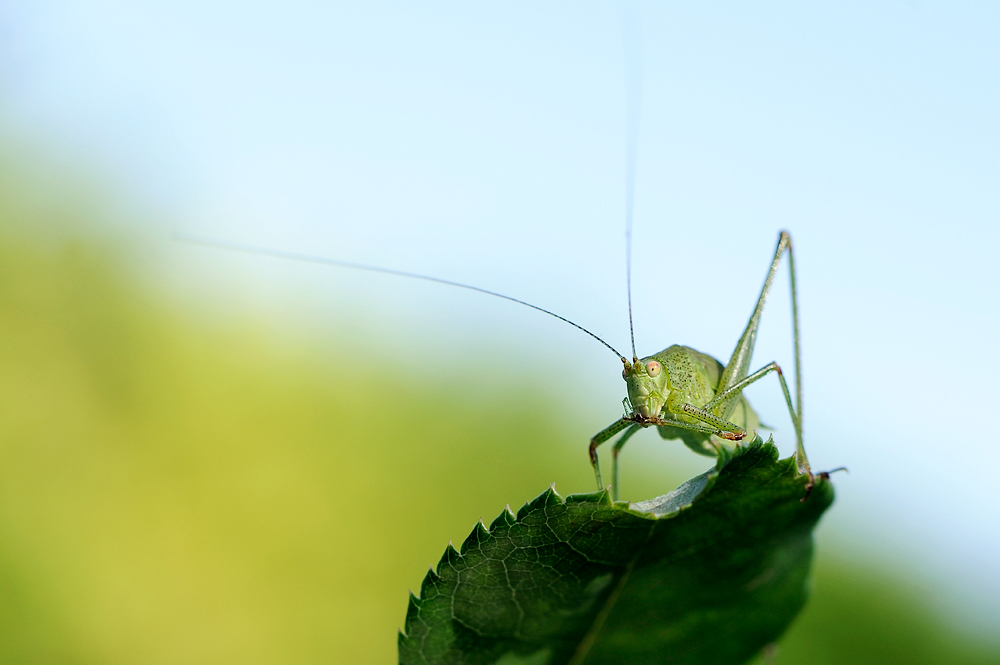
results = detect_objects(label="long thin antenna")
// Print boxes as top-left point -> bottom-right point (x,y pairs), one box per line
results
625,225 -> 637,361
620,0 -> 643,361
173,233 -> 627,361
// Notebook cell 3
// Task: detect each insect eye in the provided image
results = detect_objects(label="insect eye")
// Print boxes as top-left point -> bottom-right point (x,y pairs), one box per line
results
646,361 -> 661,377
622,368 -> 629,380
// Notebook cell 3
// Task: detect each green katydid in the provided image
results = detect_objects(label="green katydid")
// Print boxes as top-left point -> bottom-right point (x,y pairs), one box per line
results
589,230 -> 813,501
173,229 -> 814,501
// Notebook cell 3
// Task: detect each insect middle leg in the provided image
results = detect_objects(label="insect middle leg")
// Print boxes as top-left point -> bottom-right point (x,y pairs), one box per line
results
676,403 -> 747,441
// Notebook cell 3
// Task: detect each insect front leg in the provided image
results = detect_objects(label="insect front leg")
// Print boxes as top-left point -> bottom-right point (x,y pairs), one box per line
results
610,423 -> 642,501
589,418 -> 632,490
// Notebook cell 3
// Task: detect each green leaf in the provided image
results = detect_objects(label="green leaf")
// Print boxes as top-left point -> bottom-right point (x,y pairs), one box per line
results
398,436 -> 834,665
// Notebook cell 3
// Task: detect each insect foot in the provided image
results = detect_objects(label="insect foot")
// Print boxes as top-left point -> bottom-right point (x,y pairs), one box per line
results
800,468 -> 847,503
800,472 -> 817,503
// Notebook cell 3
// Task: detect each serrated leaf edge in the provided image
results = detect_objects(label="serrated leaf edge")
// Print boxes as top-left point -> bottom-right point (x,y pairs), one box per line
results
400,436 -> 808,643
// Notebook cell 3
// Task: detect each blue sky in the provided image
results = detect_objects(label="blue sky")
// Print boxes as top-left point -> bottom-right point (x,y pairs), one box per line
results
3,0 -> 999,634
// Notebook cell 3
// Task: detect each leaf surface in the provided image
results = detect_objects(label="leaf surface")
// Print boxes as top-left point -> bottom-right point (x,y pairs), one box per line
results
399,437 -> 834,665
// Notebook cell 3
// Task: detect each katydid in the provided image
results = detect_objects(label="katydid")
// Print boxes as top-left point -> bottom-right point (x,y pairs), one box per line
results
173,229 -> 814,500
589,230 -> 813,501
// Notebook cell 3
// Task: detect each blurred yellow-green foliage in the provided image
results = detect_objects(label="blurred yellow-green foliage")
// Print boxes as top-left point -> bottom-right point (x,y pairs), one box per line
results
1,165 -> 998,664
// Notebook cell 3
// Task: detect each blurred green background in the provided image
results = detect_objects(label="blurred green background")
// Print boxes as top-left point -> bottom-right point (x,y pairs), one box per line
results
1,155 -> 998,664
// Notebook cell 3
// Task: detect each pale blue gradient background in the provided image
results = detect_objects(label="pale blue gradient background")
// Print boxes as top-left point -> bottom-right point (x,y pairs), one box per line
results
3,0 -> 998,635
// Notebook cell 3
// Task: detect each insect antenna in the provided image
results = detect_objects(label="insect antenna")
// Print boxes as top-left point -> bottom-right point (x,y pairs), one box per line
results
620,0 -> 643,363
172,232 -> 627,361
625,217 -> 637,363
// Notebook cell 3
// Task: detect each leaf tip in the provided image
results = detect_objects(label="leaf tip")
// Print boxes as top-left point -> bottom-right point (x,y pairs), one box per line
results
420,565 -> 441,597
517,485 -> 564,519
438,541 -> 461,570
460,519 -> 490,554
404,589 -> 421,625
540,484 -> 564,505
490,505 -> 517,531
